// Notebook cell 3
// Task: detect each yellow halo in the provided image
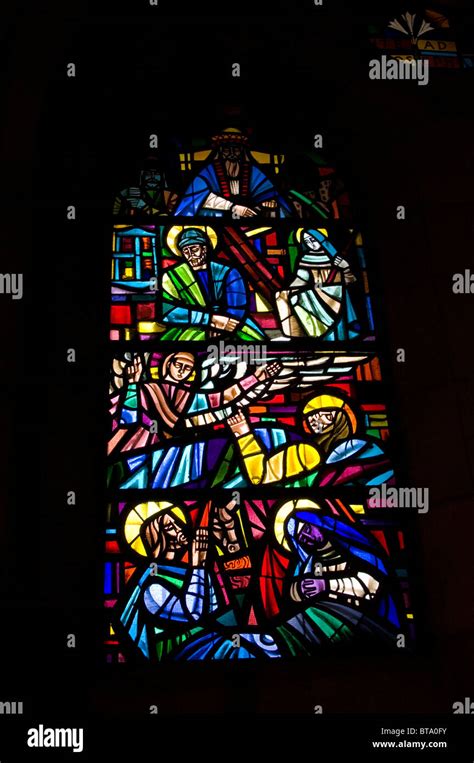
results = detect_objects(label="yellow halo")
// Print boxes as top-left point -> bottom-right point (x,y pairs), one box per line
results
303,393 -> 357,434
295,227 -> 329,243
274,498 -> 321,551
166,225 -> 218,257
123,501 -> 186,556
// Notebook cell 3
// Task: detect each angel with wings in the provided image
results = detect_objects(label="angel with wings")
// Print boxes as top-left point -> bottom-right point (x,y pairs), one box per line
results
108,350 -> 281,457
108,351 -> 391,490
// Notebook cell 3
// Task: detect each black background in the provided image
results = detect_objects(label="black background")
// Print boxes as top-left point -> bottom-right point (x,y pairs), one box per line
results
1,0 -> 473,753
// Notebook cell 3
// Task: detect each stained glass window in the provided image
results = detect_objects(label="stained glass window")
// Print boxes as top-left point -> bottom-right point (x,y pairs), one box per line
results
105,125 -> 415,662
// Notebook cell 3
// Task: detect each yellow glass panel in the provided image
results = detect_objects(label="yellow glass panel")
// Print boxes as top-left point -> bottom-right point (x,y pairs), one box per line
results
124,509 -> 142,543
255,292 -> 272,312
417,39 -> 456,52
250,150 -> 271,164
295,498 -> 321,511
137,321 -> 164,334
297,443 -> 320,471
193,150 -> 212,161
131,537 -> 145,554
239,434 -> 262,456
265,450 -> 285,482
244,227 -> 272,238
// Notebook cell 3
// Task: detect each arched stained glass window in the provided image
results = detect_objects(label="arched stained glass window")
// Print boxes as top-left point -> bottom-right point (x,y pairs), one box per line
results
104,124 -> 415,662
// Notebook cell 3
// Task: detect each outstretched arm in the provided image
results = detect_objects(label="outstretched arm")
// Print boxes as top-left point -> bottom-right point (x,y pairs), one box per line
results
221,361 -> 283,405
184,362 -> 283,428
227,410 -> 321,486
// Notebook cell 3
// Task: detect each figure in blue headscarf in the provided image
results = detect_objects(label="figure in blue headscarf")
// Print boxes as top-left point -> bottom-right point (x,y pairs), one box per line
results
271,501 -> 401,652
174,128 -> 293,218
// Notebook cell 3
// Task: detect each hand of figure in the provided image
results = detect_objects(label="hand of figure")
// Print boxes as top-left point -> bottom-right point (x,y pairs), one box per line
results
255,361 -> 283,381
299,577 -> 326,599
261,199 -> 278,208
112,358 -> 126,389
232,205 -> 257,218
227,409 -> 250,437
213,500 -> 240,552
210,314 -> 239,332
126,355 -> 143,383
192,528 -> 209,567
112,355 -> 142,388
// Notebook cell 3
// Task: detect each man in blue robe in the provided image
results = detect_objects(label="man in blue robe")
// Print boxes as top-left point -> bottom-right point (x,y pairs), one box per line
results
174,127 -> 293,218
161,227 -> 264,341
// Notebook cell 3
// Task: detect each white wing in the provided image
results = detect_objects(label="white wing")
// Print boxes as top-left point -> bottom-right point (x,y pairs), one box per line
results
265,353 -> 369,392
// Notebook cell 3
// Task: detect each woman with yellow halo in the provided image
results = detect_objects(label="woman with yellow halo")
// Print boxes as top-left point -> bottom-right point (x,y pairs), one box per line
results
225,391 -> 393,488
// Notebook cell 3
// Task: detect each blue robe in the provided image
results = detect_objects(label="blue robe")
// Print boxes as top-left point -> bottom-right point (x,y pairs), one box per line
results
119,563 -> 218,660
175,159 -> 293,217
160,260 -> 265,341
271,511 -> 401,652
116,435 -> 233,490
